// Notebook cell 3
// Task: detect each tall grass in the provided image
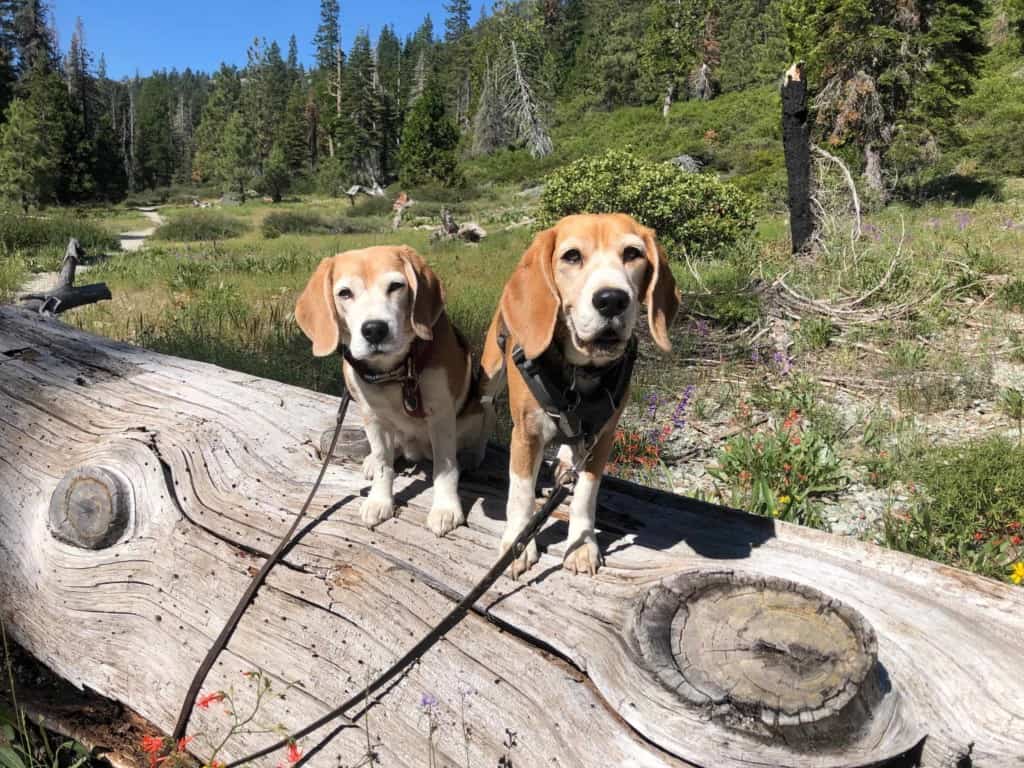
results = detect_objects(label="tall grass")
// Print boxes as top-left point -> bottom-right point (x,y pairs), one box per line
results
0,213 -> 120,272
154,210 -> 249,241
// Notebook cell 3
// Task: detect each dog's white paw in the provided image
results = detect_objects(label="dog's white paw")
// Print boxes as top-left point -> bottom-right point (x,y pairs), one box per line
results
360,496 -> 395,528
563,535 -> 603,576
500,536 -> 539,579
427,503 -> 465,537
361,455 -> 379,481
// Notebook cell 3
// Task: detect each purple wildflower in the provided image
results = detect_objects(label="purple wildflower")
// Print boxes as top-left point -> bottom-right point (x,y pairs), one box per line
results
955,211 -> 972,231
772,349 -> 792,374
646,392 -> 660,419
671,385 -> 696,431
1003,219 -> 1018,231
692,318 -> 710,337
750,347 -> 762,365
420,692 -> 438,710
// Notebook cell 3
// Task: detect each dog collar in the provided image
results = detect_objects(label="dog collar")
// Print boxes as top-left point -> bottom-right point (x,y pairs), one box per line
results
342,338 -> 433,418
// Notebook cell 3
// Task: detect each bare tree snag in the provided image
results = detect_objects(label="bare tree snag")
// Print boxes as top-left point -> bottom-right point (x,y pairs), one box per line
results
782,63 -> 815,255
391,192 -> 414,231
17,239 -> 112,315
1,308 -> 1021,767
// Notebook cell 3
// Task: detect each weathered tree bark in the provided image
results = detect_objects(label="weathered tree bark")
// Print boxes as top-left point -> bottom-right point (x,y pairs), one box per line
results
391,192 -> 413,231
17,239 -> 112,315
864,143 -> 886,201
782,62 -> 815,255
1,308 -> 1022,768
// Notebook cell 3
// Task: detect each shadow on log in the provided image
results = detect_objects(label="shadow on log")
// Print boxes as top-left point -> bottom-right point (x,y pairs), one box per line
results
0,308 -> 1021,767
17,238 -> 112,315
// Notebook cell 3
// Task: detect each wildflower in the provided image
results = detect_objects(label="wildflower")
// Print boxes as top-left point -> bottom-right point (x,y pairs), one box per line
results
1009,521 -> 1021,531
242,670 -> 258,678
177,737 -> 194,753
197,691 -> 226,710
974,531 -> 987,542
420,692 -> 438,710
141,736 -> 164,755
790,434 -> 802,446
771,508 -> 780,517
778,495 -> 791,505
955,211 -> 972,231
1011,562 -> 1024,585
646,392 -> 660,419
693,318 -> 710,337
782,410 -> 800,430
286,742 -> 302,764
798,473 -> 808,482
750,347 -> 762,365
1012,535 -> 1022,546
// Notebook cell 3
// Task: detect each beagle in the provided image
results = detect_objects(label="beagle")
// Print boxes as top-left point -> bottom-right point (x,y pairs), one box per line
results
296,245 -> 490,536
481,214 -> 680,576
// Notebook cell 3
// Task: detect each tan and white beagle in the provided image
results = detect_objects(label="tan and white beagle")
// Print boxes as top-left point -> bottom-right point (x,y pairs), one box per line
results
481,214 -> 680,576
296,245 -> 490,536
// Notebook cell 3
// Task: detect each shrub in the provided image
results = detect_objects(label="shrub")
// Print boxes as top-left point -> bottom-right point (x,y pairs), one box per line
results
539,149 -> 755,259
709,409 -> 844,529
260,211 -> 373,238
0,213 -> 119,257
884,438 -> 1024,583
154,211 -> 248,242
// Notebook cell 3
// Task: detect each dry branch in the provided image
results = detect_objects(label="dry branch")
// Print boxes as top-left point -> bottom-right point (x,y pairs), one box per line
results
17,238 -> 112,315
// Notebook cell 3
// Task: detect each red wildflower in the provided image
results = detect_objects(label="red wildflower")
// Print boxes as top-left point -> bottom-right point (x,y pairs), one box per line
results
286,742 -> 302,764
782,409 -> 800,429
1012,535 -> 1022,546
783,463 -> 792,473
177,737 -> 194,753
1009,521 -> 1022,531
141,736 -> 164,755
974,531 -> 986,542
197,691 -> 226,710
790,434 -> 802,446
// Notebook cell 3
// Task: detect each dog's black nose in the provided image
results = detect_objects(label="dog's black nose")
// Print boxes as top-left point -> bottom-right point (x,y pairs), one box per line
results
592,288 -> 630,318
361,320 -> 390,345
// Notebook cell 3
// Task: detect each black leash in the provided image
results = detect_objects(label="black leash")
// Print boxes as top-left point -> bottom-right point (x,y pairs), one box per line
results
170,354 -> 586,765
169,390 -> 352,744
224,480 -> 573,768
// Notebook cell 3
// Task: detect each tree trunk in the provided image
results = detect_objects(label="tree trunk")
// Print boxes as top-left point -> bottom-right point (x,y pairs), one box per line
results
1,311 -> 1020,767
863,143 -> 886,201
781,62 -> 815,254
662,81 -> 675,119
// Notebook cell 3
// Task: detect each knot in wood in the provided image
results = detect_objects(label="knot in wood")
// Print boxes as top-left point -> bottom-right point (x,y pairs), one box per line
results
632,570 -> 881,747
48,466 -> 133,549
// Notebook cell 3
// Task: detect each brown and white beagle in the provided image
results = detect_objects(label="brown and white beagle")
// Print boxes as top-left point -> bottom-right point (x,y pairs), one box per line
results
296,245 -> 490,536
480,214 -> 680,576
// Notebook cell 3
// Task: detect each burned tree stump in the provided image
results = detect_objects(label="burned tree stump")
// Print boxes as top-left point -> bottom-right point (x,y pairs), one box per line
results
782,62 -> 815,254
18,238 -> 112,315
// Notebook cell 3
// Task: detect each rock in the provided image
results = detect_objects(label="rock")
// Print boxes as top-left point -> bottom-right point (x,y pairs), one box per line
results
669,155 -> 704,173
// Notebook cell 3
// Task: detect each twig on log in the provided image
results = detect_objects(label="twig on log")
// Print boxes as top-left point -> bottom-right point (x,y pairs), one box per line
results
17,238 -> 112,316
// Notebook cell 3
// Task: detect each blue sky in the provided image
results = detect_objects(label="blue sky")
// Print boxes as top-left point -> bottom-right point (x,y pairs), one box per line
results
51,1 -> 475,79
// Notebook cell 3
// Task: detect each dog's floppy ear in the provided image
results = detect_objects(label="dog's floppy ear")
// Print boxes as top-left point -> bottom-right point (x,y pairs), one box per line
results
500,227 -> 559,360
296,256 -> 342,357
641,227 -> 680,353
400,246 -> 445,340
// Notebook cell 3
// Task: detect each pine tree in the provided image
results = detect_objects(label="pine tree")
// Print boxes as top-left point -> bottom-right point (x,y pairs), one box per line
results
314,0 -> 344,157
13,0 -> 56,75
0,86 -> 58,209
443,0 -> 474,129
260,142 -> 290,202
399,77 -> 460,187
444,0 -> 471,42
279,81 -> 312,173
193,65 -> 241,183
640,0 -> 702,116
287,33 -> 301,73
218,110 -> 255,200
343,31 -> 385,185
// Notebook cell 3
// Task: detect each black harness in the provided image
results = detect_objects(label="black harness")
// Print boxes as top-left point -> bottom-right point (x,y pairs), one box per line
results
498,319 -> 638,448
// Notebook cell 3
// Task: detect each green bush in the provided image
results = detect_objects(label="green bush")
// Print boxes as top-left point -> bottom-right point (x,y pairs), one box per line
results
884,438 -> 1024,583
0,213 -> 119,260
154,211 -> 248,242
260,210 -> 374,238
540,149 -> 755,259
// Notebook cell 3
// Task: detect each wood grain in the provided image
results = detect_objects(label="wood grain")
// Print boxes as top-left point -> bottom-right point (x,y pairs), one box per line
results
1,307 -> 1022,768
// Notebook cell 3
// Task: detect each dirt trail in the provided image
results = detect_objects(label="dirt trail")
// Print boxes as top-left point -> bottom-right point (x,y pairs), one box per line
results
17,208 -> 163,296
119,207 -> 164,252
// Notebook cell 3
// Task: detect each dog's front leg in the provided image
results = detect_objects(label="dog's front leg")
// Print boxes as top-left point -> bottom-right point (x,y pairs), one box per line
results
500,424 -> 544,577
360,418 -> 397,528
563,425 -> 617,576
426,404 -> 465,537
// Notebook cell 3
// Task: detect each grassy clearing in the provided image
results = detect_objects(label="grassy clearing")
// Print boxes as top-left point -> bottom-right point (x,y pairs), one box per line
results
153,209 -> 251,242
0,211 -> 120,272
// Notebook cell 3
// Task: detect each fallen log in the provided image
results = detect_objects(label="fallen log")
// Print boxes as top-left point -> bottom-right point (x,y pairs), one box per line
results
17,238 -> 112,315
0,307 -> 1022,768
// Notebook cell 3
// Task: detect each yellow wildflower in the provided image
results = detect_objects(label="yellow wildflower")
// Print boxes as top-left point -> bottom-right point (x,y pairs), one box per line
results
771,508 -> 780,517
1012,562 -> 1024,585
778,495 -> 791,505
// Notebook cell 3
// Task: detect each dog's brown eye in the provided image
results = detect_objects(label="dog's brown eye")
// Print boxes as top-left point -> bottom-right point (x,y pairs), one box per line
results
388,281 -> 405,294
561,248 -> 582,264
623,246 -> 644,262
338,288 -> 353,300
